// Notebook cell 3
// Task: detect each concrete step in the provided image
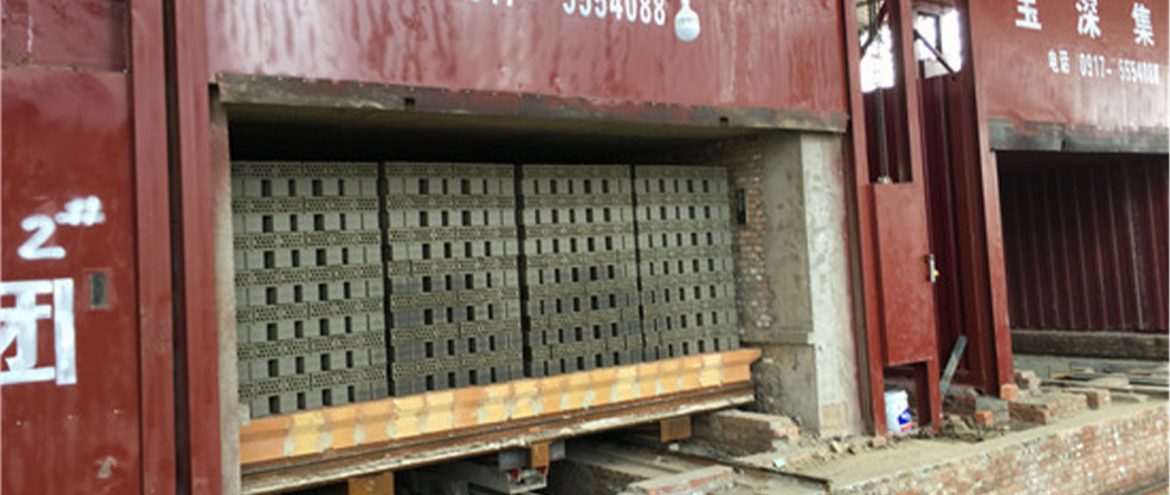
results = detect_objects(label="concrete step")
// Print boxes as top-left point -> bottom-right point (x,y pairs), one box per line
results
624,465 -> 735,495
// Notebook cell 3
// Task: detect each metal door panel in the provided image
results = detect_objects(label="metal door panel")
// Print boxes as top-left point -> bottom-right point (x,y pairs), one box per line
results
873,183 -> 937,366
1,67 -> 142,495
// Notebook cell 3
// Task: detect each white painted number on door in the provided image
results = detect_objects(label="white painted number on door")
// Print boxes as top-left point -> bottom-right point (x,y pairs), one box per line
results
16,196 -> 105,261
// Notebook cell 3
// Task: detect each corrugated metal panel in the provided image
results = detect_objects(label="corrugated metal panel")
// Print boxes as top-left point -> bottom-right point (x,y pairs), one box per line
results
1000,155 -> 1168,334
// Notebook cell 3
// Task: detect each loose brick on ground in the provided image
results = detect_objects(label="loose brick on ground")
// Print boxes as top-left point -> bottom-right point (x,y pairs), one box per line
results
1000,383 -> 1019,401
692,409 -> 799,456
1061,387 -> 1112,409
973,410 -> 995,428
1015,369 -> 1043,394
946,394 -> 1010,425
1009,392 -> 1088,425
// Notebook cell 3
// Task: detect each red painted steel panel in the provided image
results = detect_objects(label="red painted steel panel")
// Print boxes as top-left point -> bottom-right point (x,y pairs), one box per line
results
918,68 -> 1015,395
30,0 -> 128,71
2,0 -> 128,71
837,0 -> 889,434
1,67 -> 142,495
873,183 -> 938,366
920,76 -> 963,363
1,0 -> 31,64
951,0 -> 1022,398
1000,154 -> 1168,334
171,0 -> 225,491
205,0 -> 848,114
129,0 -> 178,492
969,0 -> 1168,131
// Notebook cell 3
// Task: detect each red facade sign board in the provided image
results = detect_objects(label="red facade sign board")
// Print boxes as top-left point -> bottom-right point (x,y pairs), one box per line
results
206,0 -> 849,116
970,0 -> 1168,132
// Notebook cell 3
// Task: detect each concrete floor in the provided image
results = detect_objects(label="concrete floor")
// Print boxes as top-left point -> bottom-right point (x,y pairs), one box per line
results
542,398 -> 1168,494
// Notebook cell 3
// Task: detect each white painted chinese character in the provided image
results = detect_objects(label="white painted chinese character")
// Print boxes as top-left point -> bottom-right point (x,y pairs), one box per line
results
1016,0 -> 1043,30
1048,49 -> 1060,72
1133,3 -> 1155,46
0,279 -> 76,386
1077,0 -> 1102,39
1059,49 -> 1071,73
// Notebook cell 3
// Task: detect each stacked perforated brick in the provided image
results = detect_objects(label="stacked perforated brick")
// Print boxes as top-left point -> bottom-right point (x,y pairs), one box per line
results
233,162 -> 388,418
232,161 -> 743,416
521,165 -> 644,376
384,163 -> 525,395
635,166 -> 739,359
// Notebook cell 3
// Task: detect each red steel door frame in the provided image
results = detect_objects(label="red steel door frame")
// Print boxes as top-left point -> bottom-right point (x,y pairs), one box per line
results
958,0 -> 1017,397
164,0 -> 224,492
840,0 -> 948,434
838,0 -> 887,434
131,0 -> 179,493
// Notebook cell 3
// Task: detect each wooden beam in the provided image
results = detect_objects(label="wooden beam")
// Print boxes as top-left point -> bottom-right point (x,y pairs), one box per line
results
347,472 -> 394,495
242,384 -> 754,494
659,415 -> 692,442
529,442 -> 550,470
241,349 -> 761,466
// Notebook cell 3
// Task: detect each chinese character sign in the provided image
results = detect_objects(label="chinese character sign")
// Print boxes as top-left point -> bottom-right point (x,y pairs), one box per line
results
983,0 -> 1166,132
1005,0 -> 1163,88
1132,3 -> 1155,46
1076,0 -> 1102,39
1016,0 -> 1043,30
0,279 -> 76,386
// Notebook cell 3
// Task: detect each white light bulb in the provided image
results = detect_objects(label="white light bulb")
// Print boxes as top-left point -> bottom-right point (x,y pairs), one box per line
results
675,0 -> 701,42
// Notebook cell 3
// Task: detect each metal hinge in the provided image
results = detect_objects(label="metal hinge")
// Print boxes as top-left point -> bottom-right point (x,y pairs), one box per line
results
926,253 -> 940,284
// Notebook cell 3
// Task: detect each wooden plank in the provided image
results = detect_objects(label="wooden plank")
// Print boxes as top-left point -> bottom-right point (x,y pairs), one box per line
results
659,415 -> 693,442
1064,372 -> 1167,388
347,472 -> 393,495
1043,379 -> 1169,398
242,383 -> 755,494
529,442 -> 550,470
240,349 -> 761,466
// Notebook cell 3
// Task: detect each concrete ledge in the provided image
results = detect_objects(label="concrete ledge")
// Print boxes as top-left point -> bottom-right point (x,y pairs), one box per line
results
626,466 -> 735,495
1012,330 -> 1169,361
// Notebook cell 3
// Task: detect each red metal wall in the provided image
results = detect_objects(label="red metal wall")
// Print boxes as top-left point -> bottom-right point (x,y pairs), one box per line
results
205,0 -> 849,116
1000,154 -> 1169,334
1,6 -> 141,495
2,1 -> 174,493
969,0 -> 1168,132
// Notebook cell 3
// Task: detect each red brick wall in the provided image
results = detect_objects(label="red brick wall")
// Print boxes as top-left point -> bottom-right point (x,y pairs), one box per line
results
834,404 -> 1169,494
